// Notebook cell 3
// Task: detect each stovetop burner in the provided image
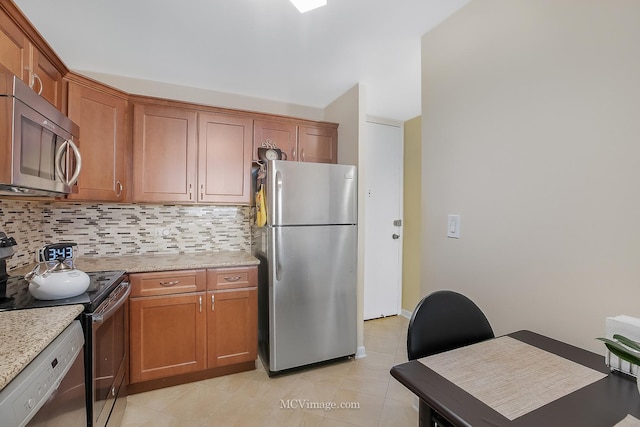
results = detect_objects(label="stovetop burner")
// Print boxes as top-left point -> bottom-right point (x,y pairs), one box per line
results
0,270 -> 126,312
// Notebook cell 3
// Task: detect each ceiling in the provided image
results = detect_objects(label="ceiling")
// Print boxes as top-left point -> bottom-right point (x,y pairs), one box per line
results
14,0 -> 468,121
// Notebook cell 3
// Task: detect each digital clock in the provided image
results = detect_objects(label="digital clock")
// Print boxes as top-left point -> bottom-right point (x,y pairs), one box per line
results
37,243 -> 77,263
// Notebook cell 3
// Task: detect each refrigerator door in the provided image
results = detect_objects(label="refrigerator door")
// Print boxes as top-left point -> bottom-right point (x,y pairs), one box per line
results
266,160 -> 357,226
267,224 -> 357,372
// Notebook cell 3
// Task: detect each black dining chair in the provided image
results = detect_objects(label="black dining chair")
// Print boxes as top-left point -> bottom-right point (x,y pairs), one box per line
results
406,290 -> 494,427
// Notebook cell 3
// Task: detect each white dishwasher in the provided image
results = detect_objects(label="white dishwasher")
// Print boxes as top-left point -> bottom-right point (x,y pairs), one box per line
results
0,320 -> 86,427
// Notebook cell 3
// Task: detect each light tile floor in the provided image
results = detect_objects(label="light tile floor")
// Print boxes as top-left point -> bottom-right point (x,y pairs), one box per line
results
121,315 -> 418,427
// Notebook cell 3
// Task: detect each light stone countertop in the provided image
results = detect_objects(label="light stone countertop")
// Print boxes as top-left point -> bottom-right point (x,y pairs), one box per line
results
0,252 -> 257,392
11,250 -> 259,276
0,305 -> 84,391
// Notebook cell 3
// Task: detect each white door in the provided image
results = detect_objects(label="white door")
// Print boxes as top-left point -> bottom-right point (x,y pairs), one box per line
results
363,120 -> 403,320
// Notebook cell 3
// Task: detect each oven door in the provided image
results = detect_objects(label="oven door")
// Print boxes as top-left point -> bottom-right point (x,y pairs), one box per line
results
91,280 -> 130,427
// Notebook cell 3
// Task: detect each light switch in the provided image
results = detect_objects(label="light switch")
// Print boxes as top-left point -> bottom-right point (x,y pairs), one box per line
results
447,215 -> 460,239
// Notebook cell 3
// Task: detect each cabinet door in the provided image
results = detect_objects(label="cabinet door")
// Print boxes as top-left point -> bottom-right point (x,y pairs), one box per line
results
66,82 -> 127,201
253,120 -> 297,161
0,9 -> 29,83
207,288 -> 257,368
198,113 -> 252,204
298,125 -> 338,163
0,10 -> 62,109
130,293 -> 206,383
31,48 -> 62,110
133,104 -> 198,203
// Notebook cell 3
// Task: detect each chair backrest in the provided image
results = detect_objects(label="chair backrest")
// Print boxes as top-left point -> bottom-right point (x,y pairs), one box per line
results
407,290 -> 494,360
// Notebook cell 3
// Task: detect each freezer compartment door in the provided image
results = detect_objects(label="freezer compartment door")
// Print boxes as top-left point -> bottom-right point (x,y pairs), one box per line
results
266,160 -> 357,226
268,225 -> 357,372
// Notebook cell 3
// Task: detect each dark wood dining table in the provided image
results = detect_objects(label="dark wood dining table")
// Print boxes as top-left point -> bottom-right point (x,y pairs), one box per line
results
390,330 -> 640,427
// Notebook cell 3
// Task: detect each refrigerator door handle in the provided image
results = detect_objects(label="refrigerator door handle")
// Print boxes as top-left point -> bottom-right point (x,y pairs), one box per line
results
275,170 -> 283,225
275,227 -> 282,282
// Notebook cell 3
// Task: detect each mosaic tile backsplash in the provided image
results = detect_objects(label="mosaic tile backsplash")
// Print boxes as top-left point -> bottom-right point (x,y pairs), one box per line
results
0,199 -> 252,271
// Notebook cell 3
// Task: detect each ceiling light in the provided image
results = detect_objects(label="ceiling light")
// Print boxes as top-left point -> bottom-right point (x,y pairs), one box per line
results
290,0 -> 327,13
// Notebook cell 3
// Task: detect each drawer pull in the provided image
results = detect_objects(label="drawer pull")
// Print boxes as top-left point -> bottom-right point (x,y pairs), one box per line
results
199,296 -> 203,313
224,276 -> 242,282
211,294 -> 215,312
159,280 -> 180,287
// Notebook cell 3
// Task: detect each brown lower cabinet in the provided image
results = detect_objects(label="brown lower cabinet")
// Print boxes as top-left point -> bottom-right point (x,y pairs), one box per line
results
207,288 -> 257,367
129,292 -> 207,383
129,266 -> 257,393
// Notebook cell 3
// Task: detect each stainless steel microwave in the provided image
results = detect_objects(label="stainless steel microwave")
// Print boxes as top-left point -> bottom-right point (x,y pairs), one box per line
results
0,71 -> 81,197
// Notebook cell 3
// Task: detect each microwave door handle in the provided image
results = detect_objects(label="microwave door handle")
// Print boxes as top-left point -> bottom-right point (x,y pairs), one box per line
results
66,139 -> 82,186
54,139 -> 82,186
54,140 -> 68,184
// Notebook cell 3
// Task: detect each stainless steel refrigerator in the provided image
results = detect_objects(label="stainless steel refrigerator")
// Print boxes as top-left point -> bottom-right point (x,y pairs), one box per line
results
253,160 -> 357,376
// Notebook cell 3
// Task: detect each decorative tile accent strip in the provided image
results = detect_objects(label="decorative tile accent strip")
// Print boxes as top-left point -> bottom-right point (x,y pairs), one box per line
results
0,199 -> 252,271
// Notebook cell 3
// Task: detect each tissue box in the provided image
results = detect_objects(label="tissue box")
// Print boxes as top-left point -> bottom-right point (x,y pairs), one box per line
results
605,315 -> 640,377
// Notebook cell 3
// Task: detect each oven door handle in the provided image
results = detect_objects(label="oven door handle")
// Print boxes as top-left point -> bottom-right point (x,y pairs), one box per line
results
93,281 -> 131,324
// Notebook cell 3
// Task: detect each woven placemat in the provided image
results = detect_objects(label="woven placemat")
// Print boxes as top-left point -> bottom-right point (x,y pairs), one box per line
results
615,414 -> 640,426
419,336 -> 607,420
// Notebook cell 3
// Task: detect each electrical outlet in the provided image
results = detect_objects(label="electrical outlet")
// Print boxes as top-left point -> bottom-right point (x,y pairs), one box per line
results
154,227 -> 171,237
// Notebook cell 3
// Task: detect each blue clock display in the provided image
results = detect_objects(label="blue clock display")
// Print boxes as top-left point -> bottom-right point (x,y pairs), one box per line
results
39,243 -> 76,262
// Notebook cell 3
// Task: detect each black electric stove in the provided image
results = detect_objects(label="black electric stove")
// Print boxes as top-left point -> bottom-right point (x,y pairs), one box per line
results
0,270 -> 126,312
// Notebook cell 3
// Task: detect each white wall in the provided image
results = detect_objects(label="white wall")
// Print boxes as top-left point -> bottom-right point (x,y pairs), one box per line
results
79,70 -> 325,121
421,0 -> 640,353
325,83 -> 367,357
325,84 -> 362,166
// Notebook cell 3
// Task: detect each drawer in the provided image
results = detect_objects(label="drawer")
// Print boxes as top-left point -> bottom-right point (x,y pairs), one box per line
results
207,266 -> 257,290
130,270 -> 206,297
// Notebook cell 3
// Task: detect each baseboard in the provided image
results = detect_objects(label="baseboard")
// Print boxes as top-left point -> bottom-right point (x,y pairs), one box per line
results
400,309 -> 412,319
355,345 -> 366,359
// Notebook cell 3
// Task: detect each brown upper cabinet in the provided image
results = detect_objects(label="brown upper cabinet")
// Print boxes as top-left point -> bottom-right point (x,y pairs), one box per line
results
198,113 -> 253,204
133,103 -> 198,203
253,120 -> 297,160
254,120 -> 338,163
66,76 -> 128,202
1,3 -> 340,205
0,5 -> 64,109
133,103 -> 252,205
298,125 -> 338,163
